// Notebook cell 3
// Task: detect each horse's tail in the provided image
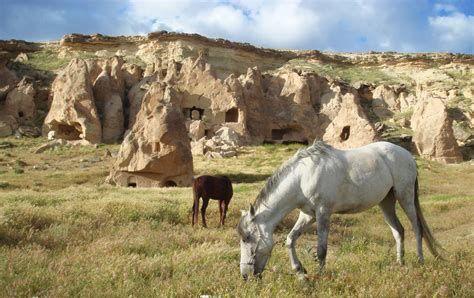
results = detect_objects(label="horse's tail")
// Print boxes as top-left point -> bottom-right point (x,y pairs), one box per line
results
414,177 -> 444,259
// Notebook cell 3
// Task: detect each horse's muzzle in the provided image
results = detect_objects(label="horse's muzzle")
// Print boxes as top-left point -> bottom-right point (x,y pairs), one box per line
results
240,263 -> 253,280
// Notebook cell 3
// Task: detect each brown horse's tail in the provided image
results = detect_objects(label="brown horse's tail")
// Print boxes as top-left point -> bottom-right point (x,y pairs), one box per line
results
414,178 -> 444,259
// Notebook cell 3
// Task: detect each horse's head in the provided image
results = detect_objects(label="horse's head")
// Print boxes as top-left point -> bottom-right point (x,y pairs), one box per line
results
237,204 -> 273,280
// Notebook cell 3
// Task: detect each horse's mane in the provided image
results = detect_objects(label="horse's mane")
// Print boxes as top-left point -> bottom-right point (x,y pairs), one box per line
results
253,140 -> 334,209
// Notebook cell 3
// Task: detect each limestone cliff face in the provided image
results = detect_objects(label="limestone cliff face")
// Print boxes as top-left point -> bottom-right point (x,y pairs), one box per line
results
1,32 -> 472,165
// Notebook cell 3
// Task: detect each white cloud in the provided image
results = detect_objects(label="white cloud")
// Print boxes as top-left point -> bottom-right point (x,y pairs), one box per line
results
429,12 -> 474,52
122,0 -> 473,53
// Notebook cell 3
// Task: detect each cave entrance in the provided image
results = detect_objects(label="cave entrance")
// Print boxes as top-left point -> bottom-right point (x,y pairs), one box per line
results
56,123 -> 82,140
340,126 -> 351,141
271,129 -> 285,140
163,180 -> 177,187
18,111 -> 24,118
127,177 -> 137,188
153,142 -> 161,153
183,107 -> 204,120
225,108 -> 239,123
176,62 -> 182,73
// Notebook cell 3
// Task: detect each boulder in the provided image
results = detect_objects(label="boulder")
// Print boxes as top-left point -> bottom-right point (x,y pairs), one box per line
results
215,126 -> 240,146
43,59 -> 102,143
14,53 -> 28,62
188,120 -> 205,141
4,77 -> 36,125
107,82 -> 193,187
411,94 -> 463,163
371,85 -> 400,119
127,74 -> 158,128
0,120 -> 12,137
0,114 -> 17,137
17,125 -> 41,138
191,137 -> 206,155
122,63 -> 143,89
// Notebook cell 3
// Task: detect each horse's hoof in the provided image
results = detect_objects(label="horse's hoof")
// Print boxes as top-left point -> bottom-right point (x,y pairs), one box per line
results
294,265 -> 307,275
296,272 -> 308,281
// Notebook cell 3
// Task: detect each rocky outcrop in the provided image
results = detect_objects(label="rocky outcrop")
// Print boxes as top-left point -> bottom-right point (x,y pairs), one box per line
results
43,59 -> 102,143
323,93 -> 377,149
0,62 -> 18,101
92,68 -> 124,143
411,94 -> 462,163
192,126 -> 240,158
122,63 -> 143,89
60,33 -> 144,47
371,85 -> 400,119
4,77 -> 36,125
91,56 -> 126,143
107,82 -> 193,187
127,73 -> 158,128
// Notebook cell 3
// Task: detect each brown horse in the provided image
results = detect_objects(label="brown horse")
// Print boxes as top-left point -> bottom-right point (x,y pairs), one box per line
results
192,175 -> 233,227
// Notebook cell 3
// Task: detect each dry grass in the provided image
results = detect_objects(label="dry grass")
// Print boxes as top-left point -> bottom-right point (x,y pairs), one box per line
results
0,137 -> 473,297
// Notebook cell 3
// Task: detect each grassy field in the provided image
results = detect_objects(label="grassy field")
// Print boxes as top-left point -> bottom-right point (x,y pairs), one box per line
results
0,137 -> 473,297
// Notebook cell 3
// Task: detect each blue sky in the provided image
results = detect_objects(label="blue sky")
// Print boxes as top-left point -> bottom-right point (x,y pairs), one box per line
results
0,0 -> 472,53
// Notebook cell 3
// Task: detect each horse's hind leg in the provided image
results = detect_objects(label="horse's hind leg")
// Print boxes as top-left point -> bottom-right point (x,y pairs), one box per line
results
201,198 -> 209,228
286,211 -> 315,274
396,185 -> 424,263
218,200 -> 224,226
219,200 -> 228,226
192,193 -> 200,226
379,190 -> 405,265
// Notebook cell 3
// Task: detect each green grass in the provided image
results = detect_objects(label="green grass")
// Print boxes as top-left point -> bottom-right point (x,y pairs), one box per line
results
0,137 -> 473,296
286,59 -> 413,86
23,49 -> 70,71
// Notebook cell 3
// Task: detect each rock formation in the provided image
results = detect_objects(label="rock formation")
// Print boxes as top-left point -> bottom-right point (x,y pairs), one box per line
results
92,63 -> 124,143
2,32 -> 473,165
0,60 -> 18,101
4,77 -> 36,126
43,58 -> 102,143
411,93 -> 463,163
107,82 -> 193,187
323,93 -> 377,149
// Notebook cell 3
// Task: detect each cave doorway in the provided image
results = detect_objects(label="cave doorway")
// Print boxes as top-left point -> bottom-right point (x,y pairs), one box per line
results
271,129 -> 285,140
225,108 -> 239,123
163,180 -> 177,187
183,106 -> 204,120
56,124 -> 82,140
127,177 -> 137,188
340,126 -> 350,141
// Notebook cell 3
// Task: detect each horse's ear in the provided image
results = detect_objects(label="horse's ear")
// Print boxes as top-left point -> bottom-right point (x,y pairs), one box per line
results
249,204 -> 255,217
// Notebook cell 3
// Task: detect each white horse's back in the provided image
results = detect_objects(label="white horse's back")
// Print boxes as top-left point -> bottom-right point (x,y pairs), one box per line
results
300,141 -> 417,214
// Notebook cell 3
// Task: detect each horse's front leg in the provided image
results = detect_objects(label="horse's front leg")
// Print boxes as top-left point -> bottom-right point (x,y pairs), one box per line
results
286,211 -> 315,275
316,206 -> 331,272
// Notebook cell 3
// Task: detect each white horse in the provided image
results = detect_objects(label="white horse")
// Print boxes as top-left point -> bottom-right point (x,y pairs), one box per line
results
238,140 -> 442,279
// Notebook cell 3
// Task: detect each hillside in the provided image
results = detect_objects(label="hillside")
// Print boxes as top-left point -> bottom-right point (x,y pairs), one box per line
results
0,31 -> 474,164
